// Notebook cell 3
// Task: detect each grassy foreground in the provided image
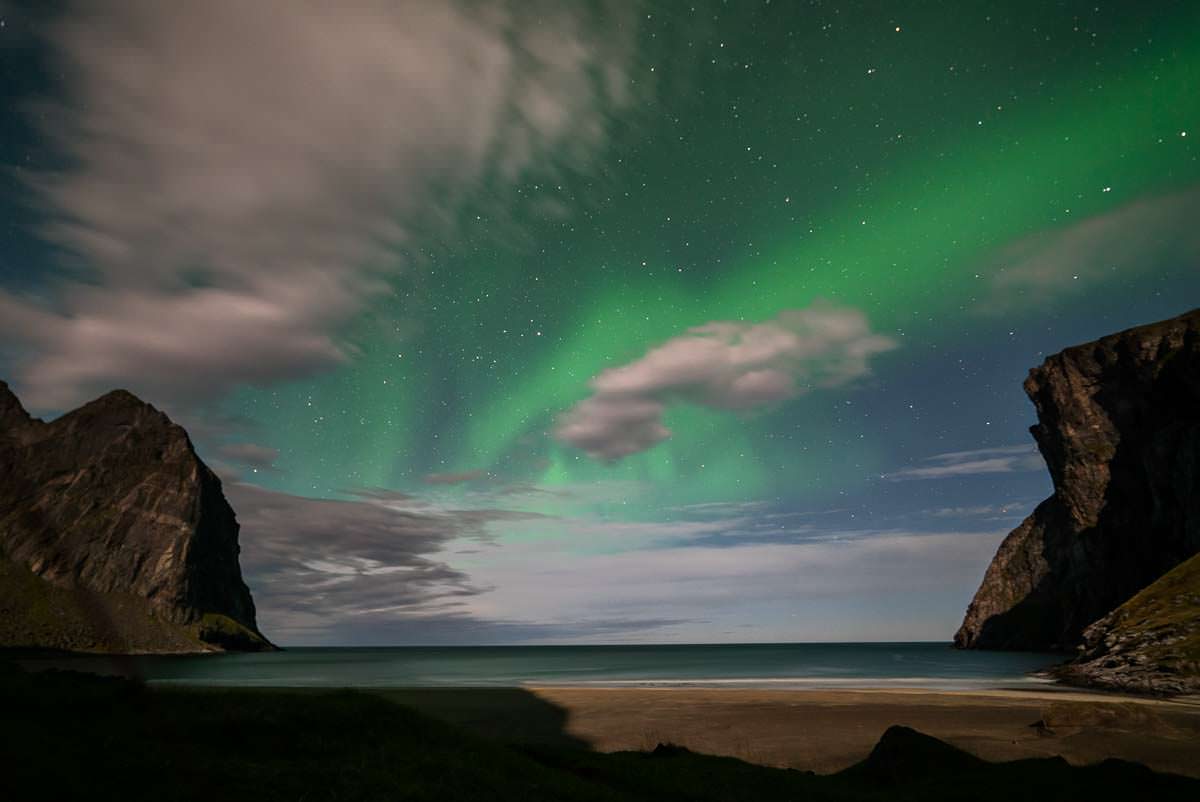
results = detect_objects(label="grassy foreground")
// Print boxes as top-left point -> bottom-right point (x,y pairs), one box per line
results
3,663 -> 1197,802
0,554 -> 270,653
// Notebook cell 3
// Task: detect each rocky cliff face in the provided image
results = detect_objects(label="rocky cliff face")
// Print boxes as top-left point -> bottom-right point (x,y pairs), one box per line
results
0,382 -> 271,652
955,308 -> 1200,651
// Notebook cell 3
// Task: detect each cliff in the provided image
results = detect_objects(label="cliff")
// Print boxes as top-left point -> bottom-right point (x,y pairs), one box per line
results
0,381 -> 271,652
955,308 -> 1200,651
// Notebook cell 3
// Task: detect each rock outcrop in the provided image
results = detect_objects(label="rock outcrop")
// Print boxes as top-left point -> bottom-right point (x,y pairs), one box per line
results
1054,552 -> 1200,695
956,308 -> 1200,651
0,381 -> 271,652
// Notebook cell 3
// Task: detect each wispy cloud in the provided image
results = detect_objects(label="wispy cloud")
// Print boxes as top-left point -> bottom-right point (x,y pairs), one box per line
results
232,479 -> 1016,644
215,443 -> 280,470
423,470 -> 488,486
228,481 -> 547,642
233,475 -> 701,645
1,0 -> 643,410
669,500 -> 772,517
926,503 -> 1028,520
555,302 -> 897,460
278,613 -> 696,647
882,444 -> 1043,481
462,527 -> 1008,643
983,186 -> 1200,310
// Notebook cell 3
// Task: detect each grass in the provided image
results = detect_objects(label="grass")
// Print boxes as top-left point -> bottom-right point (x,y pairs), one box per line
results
1097,552 -> 1200,667
0,553 -> 269,653
1,664 -> 621,802
2,663 -> 1196,802
195,612 -> 273,651
0,554 -> 201,653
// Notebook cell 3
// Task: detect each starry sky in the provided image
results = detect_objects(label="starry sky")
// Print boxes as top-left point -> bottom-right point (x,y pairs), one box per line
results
1,0 -> 1198,645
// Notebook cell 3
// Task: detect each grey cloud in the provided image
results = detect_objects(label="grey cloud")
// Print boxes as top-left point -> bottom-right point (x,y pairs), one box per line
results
463,528 -> 1008,643
227,482 -> 545,643
493,482 -> 572,498
215,443 -> 280,470
423,470 -> 488,485
555,302 -> 898,460
883,444 -> 1044,481
348,488 -> 421,505
279,614 -> 694,647
984,186 -> 1200,310
232,480 -> 1007,644
301,615 -> 694,647
2,0 -> 641,410
928,504 -> 1022,518
0,282 -> 356,410
669,500 -> 771,517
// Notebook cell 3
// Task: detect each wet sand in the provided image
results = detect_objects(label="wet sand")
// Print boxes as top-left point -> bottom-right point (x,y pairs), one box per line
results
377,686 -> 1200,777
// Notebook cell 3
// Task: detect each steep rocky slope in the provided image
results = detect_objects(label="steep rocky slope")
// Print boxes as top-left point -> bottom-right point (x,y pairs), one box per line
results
1055,552 -> 1200,695
955,308 -> 1200,651
0,381 -> 271,652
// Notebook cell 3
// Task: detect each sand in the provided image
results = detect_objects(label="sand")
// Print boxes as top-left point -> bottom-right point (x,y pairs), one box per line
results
377,686 -> 1200,777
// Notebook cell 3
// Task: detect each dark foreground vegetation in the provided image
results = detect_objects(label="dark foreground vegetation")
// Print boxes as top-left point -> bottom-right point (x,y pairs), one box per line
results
2,662 -> 1196,802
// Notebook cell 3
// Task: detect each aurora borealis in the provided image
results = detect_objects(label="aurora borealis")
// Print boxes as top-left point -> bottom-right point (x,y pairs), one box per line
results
1,0 -> 1198,643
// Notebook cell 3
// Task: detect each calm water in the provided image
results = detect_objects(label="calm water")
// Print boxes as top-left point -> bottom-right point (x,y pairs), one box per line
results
22,643 -> 1061,691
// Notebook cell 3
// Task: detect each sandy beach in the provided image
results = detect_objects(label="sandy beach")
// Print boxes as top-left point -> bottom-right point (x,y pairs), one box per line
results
379,686 -> 1200,777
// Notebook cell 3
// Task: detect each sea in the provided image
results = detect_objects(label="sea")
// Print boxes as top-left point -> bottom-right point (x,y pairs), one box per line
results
20,642 -> 1062,691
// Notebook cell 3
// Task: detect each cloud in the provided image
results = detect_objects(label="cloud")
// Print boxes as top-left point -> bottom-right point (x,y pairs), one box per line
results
230,480 -> 694,645
461,526 -> 1008,643
423,470 -> 488,485
229,480 -> 1010,644
1,0 -> 641,410
882,444 -> 1044,481
555,302 -> 897,460
227,481 -> 548,642
984,186 -> 1200,309
0,282 -> 358,409
215,443 -> 280,470
926,503 -> 1026,520
669,500 -> 772,517
281,613 -> 693,648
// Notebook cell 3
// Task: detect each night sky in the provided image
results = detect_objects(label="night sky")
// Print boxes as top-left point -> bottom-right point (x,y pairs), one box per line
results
1,1 -> 1197,644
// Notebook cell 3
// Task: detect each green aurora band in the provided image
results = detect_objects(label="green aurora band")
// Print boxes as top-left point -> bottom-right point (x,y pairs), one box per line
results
232,2 -> 1199,525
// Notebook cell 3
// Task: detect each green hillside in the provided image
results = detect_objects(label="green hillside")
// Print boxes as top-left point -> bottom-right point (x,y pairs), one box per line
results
1060,553 -> 1200,695
0,554 -> 267,653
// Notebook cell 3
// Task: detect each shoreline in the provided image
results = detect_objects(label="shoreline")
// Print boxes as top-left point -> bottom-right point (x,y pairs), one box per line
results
10,645 -> 1192,704
526,683 -> 1200,704
10,646 -> 1191,702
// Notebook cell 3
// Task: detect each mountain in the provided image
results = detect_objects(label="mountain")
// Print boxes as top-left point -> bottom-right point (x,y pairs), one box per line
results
0,381 -> 271,653
1055,552 -> 1200,695
955,308 -> 1200,651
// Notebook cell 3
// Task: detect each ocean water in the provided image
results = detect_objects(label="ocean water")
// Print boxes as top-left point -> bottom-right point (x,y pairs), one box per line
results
22,643 -> 1062,691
